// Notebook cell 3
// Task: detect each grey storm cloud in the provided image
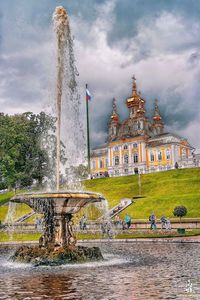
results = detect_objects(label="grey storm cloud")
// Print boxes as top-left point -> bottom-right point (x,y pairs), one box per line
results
0,0 -> 200,150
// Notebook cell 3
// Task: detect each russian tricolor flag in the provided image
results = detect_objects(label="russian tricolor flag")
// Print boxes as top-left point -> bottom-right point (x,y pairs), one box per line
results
86,84 -> 91,101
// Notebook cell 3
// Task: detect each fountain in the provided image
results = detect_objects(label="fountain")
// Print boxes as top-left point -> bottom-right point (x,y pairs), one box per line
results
9,6 -> 104,266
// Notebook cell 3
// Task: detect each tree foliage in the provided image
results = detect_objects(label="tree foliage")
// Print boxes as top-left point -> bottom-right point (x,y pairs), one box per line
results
0,112 -> 55,189
173,205 -> 187,222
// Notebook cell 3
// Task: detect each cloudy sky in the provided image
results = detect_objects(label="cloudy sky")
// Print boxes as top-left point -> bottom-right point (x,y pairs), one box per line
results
0,0 -> 200,151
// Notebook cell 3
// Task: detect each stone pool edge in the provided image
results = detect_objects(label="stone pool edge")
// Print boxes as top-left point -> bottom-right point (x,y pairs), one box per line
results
0,237 -> 200,246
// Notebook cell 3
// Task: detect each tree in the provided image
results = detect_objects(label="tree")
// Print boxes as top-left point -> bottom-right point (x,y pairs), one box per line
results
0,112 -> 56,190
173,206 -> 187,223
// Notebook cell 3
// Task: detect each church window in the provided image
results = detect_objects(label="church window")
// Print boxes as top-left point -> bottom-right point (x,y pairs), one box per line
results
114,146 -> 118,151
114,156 -> 119,166
166,149 -> 170,160
124,168 -> 129,174
133,152 -> 138,163
99,159 -> 103,169
132,143 -> 138,148
92,160 -> 96,170
124,144 -> 128,150
158,150 -> 162,161
124,154 -> 129,164
150,152 -> 154,162
105,158 -> 108,167
182,148 -> 186,157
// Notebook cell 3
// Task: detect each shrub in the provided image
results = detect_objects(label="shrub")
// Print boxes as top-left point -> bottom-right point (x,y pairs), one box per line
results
173,206 -> 187,223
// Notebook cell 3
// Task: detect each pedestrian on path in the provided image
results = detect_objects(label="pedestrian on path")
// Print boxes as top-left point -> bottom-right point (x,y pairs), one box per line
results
124,213 -> 131,229
80,215 -> 87,230
149,212 -> 157,230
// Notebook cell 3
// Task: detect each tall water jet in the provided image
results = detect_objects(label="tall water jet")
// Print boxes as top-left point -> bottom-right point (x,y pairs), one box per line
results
52,6 -> 85,190
53,6 -> 68,191
10,6 -> 104,265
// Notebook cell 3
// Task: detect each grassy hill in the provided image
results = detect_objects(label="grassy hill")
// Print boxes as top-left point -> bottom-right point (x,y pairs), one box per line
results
0,168 -> 199,223
83,168 -> 200,219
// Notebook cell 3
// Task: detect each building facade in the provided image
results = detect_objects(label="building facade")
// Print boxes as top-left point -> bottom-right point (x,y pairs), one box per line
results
91,77 -> 197,178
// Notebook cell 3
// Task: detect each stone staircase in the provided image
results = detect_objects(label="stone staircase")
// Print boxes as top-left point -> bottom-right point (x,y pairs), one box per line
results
97,196 -> 144,220
108,198 -> 133,218
16,211 -> 36,223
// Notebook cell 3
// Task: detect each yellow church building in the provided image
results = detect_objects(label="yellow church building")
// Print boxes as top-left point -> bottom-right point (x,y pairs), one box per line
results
91,77 -> 196,178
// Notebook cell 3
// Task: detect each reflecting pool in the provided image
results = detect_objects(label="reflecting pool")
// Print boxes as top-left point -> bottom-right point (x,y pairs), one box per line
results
0,242 -> 199,300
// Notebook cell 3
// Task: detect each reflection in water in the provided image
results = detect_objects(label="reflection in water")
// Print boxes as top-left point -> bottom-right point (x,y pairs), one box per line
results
0,242 -> 200,300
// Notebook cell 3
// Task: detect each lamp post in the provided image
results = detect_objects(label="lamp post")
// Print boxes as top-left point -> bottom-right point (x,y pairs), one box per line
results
138,170 -> 141,196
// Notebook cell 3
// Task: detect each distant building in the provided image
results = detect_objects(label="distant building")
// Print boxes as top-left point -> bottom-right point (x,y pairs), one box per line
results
91,77 -> 198,178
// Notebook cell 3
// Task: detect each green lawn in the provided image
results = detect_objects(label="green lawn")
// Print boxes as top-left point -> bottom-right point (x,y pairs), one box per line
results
0,168 -> 199,223
0,230 -> 200,242
0,232 -> 41,242
0,192 -> 15,205
83,168 -> 200,219
0,203 -> 32,223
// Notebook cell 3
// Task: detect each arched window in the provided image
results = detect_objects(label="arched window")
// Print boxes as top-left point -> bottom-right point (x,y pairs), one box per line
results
150,152 -> 154,162
124,144 -> 128,150
115,170 -> 119,175
166,149 -> 170,160
132,143 -> 138,148
182,148 -> 186,157
158,150 -> 162,161
105,159 -> 108,167
114,146 -> 118,151
133,152 -> 138,163
99,159 -> 103,169
114,156 -> 119,166
124,154 -> 129,164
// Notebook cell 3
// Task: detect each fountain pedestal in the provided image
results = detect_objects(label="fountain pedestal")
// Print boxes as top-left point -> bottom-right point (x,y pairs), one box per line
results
53,214 -> 75,247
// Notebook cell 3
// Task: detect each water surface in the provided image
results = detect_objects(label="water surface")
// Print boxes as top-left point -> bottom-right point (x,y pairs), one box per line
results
0,242 -> 199,300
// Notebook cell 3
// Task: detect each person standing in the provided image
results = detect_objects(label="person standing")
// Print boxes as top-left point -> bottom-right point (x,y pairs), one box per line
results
124,213 -> 131,229
80,215 -> 87,230
82,215 -> 87,230
115,214 -> 120,228
160,215 -> 167,229
149,212 -> 157,230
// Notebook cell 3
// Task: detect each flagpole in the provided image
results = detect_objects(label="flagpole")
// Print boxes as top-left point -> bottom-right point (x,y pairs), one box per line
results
86,84 -> 91,176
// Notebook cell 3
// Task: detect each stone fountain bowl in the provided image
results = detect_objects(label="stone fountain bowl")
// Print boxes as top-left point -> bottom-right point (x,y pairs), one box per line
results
10,191 -> 106,263
11,191 -> 105,215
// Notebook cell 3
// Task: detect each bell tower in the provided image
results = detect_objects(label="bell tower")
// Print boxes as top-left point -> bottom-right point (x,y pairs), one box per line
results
152,99 -> 164,135
126,76 -> 145,118
108,98 -> 120,142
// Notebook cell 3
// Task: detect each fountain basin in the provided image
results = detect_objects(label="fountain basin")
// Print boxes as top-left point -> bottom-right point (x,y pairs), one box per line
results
10,191 -> 105,264
11,191 -> 104,214
10,191 -> 105,248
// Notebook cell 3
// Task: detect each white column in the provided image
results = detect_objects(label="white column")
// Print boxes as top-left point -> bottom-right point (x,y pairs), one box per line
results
108,147 -> 111,166
128,144 -> 131,164
139,142 -> 142,162
142,142 -> 146,162
142,142 -> 146,163
111,147 -> 113,167
171,145 -> 175,167
119,146 -> 122,165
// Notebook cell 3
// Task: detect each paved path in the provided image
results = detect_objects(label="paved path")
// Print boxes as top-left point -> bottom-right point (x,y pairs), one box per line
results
1,236 -> 200,246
